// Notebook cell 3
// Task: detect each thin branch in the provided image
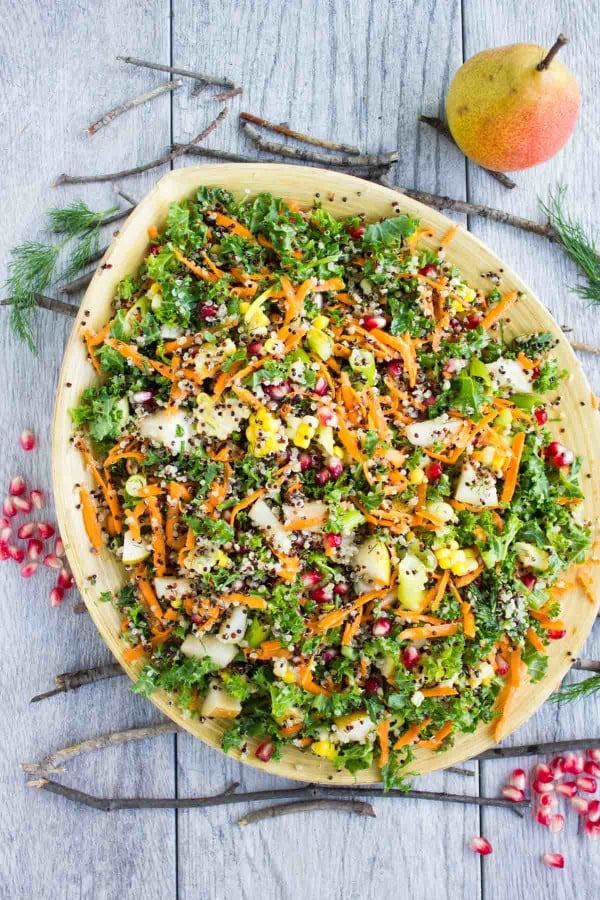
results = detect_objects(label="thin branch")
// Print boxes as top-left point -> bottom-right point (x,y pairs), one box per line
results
114,188 -> 138,207
239,798 -> 376,825
54,108 -> 229,185
30,663 -> 124,703
569,340 -> 600,356
27,778 -> 527,815
21,723 -> 179,776
171,143 -> 381,177
538,34 -> 568,70
240,112 -> 361,155
86,80 -> 182,135
242,122 -> 396,168
209,87 -> 243,103
72,601 -> 88,614
573,658 -> 600,673
447,766 -> 475,777
419,116 -> 516,190
477,737 -> 600,761
171,144 -> 260,163
101,208 -> 132,226
58,270 -> 94,296
116,56 -> 235,88
1,295 -> 78,318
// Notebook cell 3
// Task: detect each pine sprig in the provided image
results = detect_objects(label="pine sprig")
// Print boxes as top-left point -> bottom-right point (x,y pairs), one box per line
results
540,186 -> 600,304
550,674 -> 600,703
4,201 -> 117,350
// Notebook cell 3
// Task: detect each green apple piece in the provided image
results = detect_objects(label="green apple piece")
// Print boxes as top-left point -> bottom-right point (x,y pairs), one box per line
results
454,461 -> 498,508
405,414 -> 463,448
486,358 -> 532,394
153,577 -> 192,603
217,605 -> 248,644
121,531 -> 151,566
514,541 -> 549,571
138,409 -> 193,453
354,538 -> 391,586
306,326 -> 334,361
180,634 -> 237,669
397,551 -> 429,610
248,498 -> 293,555
201,681 -> 242,718
246,618 -> 270,648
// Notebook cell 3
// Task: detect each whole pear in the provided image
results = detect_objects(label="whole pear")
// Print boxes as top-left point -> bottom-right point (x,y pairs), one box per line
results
446,36 -> 580,171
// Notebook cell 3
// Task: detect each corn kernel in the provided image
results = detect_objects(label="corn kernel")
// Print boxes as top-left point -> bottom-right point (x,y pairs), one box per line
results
247,408 -> 287,458
312,315 -> 330,331
409,467 -> 426,485
290,416 -> 318,449
239,301 -> 250,313
310,739 -> 338,761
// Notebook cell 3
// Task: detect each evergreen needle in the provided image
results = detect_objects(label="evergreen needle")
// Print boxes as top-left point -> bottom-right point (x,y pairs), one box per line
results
550,673 -> 600,703
540,186 -> 600,304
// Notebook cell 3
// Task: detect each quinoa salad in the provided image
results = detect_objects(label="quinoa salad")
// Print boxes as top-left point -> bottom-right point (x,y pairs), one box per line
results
71,186 -> 593,785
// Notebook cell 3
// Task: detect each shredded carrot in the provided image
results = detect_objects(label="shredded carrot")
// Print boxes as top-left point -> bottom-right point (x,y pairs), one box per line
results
454,563 -> 484,588
74,435 -> 122,534
283,512 -> 328,531
417,721 -> 453,750
222,592 -> 268,610
80,487 -> 103,551
576,571 -> 597,605
461,601 -> 476,639
394,718 -> 431,750
280,722 -> 303,737
123,644 -> 146,663
420,686 -> 458,698
342,609 -> 363,646
429,570 -> 449,612
247,640 -> 292,660
480,290 -> 518,329
214,212 -> 256,241
501,431 -> 526,503
493,647 -> 524,742
371,328 -> 418,387
137,575 -> 166,623
377,718 -> 390,768
517,352 -> 538,371
145,496 -> 167,576
440,223 -> 460,246
526,626 -> 546,655
398,622 -> 459,641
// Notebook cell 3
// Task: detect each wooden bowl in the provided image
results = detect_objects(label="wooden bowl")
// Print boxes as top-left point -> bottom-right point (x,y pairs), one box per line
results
53,164 -> 600,784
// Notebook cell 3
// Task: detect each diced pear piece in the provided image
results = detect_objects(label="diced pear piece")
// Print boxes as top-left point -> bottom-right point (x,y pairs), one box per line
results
282,500 -> 328,533
201,681 -> 242,718
138,409 -> 193,453
397,551 -> 429,610
196,393 -> 250,441
121,531 -> 151,565
486,358 -> 532,394
180,634 -> 237,669
217,605 -> 248,644
353,538 -> 391,586
334,712 -> 375,744
248,498 -> 293,554
454,461 -> 498,508
194,339 -> 236,375
405,414 -> 463,448
153,577 -> 192,602
514,541 -> 549,571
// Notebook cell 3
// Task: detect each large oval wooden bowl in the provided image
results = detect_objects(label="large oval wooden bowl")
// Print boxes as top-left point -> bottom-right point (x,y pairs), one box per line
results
53,164 -> 600,784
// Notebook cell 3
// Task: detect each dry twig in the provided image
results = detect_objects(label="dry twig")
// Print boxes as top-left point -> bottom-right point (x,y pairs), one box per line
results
116,56 -> 234,88
240,112 -> 360,154
419,115 -> 516,189
87,80 -> 182,135
242,122 -> 396,168
239,798 -> 376,825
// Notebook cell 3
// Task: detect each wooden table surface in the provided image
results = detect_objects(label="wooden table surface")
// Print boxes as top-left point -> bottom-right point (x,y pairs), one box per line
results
1,2 -> 599,898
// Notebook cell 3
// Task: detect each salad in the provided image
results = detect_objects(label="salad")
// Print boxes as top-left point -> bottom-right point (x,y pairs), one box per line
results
72,186 -> 593,786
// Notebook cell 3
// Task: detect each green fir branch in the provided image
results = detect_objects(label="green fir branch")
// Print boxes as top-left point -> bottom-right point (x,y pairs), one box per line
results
550,673 -> 600,703
540,186 -> 600,304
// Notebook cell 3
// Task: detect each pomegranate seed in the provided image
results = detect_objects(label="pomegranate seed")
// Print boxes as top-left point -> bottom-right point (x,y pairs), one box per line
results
418,264 -> 438,278
563,753 -> 584,775
535,763 -> 554,784
555,781 -> 577,798
0,525 -> 11,543
55,537 -> 65,557
425,461 -> 443,482
302,569 -> 322,587
520,573 -> 537,590
531,366 -> 541,380
576,774 -> 597,793
584,820 -> 600,840
315,468 -> 331,486
0,517 -> 8,530
501,786 -> 524,802
550,756 -> 566,778
547,627 -> 566,640
469,837 -> 492,855
542,852 -> 564,869
317,406 -> 336,426
333,582 -> 348,596
43,553 -> 62,569
324,533 -> 342,550
149,244 -> 161,255
310,586 -> 329,604
30,489 -> 44,509
349,225 -> 365,240
3,497 -> 17,518
509,768 -> 527,791
536,809 -> 552,827
327,457 -> 344,479
57,568 -> 74,590
37,522 -> 55,540
264,381 -> 291,401
20,562 -> 38,578
198,303 -> 217,320
50,587 -> 65,608
363,315 -> 386,331
13,496 -> 32,513
571,796 -> 590,816
321,648 -> 337,664
495,653 -> 509,676
585,760 -> 600,778
539,792 -> 557,808
17,522 -> 36,540
532,779 -> 554,795
27,538 -> 43,561
546,441 -> 574,468
372,617 -> 391,637
299,451 -> 313,471
247,341 -> 263,356
586,748 -> 600,763
255,740 -> 275,762
534,408 -> 548,426
387,359 -> 403,378
131,390 -> 155,405
9,475 -> 26,496
587,799 -> 600,822
465,312 -> 482,330
314,376 -> 329,396
19,430 -> 36,451
0,541 -> 9,561
549,814 -> 565,834
364,676 -> 381,695
8,545 -> 25,563
401,646 -> 421,669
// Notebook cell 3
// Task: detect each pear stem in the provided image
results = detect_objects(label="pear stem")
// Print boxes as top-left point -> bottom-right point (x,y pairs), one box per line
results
537,34 -> 568,70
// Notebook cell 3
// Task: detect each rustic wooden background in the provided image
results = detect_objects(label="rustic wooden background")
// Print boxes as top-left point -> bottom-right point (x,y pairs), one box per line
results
0,1 -> 599,898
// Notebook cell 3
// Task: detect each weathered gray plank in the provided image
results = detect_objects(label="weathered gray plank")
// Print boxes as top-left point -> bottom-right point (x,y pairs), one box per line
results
461,5 -> 600,898
172,3 -> 478,899
0,3 -> 175,899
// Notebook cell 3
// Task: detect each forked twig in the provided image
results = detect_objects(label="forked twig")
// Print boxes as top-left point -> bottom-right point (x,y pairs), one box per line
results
242,122 -> 396,168
240,112 -> 360,155
116,56 -> 235,88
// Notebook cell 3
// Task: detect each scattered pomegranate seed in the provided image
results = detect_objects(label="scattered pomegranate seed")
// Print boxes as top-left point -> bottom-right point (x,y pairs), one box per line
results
302,569 -> 322,587
57,568 -> 74,590
587,799 -> 600,823
495,654 -> 509,676
198,303 -> 217,320
323,532 -> 342,550
532,779 -> 554,795
536,809 -> 552,827
387,359 -> 403,378
9,475 -> 26,496
0,541 -> 10,561
333,582 -> 348,596
43,553 -> 62,569
549,814 -> 565,834
349,225 -> 365,240
255,740 -> 275,762
586,748 -> 600,763
520,573 -> 537,590
263,381 -> 291,401
563,753 -> 584,775
20,562 -> 38,578
363,315 -> 386,330
50,587 -> 65,608
535,763 -> 554,784
315,468 -> 331,486
0,517 -> 9,530
131,390 -> 155,405
321,648 -> 337,664
418,264 -> 438,278
317,406 -> 336,426
570,796 -> 590,816
364,676 -> 381,695
534,408 -> 548,426
584,820 -> 600,840
17,522 -> 36,540
247,341 -> 263,356
314,376 -> 329,397
372,617 -> 391,637
425,461 -> 443,482
509,768 -> 527,791
465,312 -> 482,330
550,756 -> 566,778
542,852 -> 564,869
55,537 -> 65,557
8,545 -> 25,563
327,457 -> 344,479
299,451 -> 313,471
584,760 -> 600,778
576,774 -> 597,793
13,496 -> 32,513
555,781 -> 577,798
546,441 -> 574,469
19,430 -> 36,451
37,522 -> 55,540
310,586 -> 329,604
0,525 -> 11,543
3,497 -> 17,518
501,785 -> 525,802
469,837 -> 492,855
27,539 -> 43,561
539,792 -> 557,809
30,489 -> 44,509
531,366 -> 540,380
547,627 -> 567,640
401,646 -> 421,669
